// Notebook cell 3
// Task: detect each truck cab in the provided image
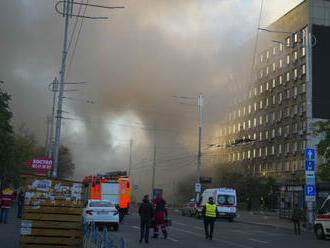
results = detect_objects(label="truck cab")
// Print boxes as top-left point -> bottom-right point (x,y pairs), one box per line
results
314,194 -> 330,239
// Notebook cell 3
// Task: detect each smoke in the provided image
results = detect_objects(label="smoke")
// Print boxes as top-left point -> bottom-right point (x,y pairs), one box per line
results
1,0 -> 303,200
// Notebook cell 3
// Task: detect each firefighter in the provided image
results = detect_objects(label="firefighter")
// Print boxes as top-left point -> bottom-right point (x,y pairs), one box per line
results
202,196 -> 218,240
152,194 -> 168,239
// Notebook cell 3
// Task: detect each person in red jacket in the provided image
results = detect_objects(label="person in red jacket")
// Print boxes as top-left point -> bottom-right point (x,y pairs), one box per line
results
0,188 -> 15,224
152,195 -> 168,239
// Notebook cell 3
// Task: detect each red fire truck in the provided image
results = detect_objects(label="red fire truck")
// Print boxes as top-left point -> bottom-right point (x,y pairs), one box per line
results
82,171 -> 130,222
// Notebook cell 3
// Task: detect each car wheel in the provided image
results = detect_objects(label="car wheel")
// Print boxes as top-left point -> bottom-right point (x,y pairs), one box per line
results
113,223 -> 119,231
315,225 -> 325,240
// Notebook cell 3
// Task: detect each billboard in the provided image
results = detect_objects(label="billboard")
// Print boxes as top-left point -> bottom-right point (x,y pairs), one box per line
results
25,158 -> 53,171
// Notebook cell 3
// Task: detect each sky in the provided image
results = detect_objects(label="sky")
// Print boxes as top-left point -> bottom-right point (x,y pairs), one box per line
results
0,0 -> 303,200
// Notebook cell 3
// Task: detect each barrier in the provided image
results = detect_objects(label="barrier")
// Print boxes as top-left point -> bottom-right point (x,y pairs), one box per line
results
82,222 -> 127,248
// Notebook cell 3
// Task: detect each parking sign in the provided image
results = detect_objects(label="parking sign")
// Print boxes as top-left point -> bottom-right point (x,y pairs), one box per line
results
305,160 -> 315,172
305,185 -> 316,201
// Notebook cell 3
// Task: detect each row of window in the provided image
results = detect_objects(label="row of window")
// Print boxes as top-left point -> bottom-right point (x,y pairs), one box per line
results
225,140 -> 306,162
227,99 -> 306,125
252,159 -> 304,173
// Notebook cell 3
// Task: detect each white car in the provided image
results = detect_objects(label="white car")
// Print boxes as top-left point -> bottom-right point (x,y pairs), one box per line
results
314,194 -> 330,239
83,200 -> 120,230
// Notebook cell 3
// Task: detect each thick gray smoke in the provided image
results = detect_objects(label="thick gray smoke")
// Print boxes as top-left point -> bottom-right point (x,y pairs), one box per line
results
1,0 -> 303,201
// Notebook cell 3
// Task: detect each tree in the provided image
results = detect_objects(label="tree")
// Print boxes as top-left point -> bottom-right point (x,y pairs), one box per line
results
57,145 -> 75,179
0,82 -> 15,188
314,120 -> 330,181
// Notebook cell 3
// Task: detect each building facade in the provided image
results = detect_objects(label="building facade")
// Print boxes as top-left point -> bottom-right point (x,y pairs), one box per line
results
217,0 -> 330,181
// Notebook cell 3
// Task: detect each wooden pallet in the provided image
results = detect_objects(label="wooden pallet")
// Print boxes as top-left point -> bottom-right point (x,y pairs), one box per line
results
19,175 -> 85,248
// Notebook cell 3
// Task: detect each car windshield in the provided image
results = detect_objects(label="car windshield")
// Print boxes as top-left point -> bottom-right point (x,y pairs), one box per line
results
89,201 -> 114,207
217,195 -> 235,205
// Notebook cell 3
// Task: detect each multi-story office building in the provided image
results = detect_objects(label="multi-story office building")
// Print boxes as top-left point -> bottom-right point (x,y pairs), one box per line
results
217,0 -> 330,180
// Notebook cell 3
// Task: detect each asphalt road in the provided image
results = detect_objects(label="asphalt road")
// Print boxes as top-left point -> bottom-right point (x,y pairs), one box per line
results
109,210 -> 330,248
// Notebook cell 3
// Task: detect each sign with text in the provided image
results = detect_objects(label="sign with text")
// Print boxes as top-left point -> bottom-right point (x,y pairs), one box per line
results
305,185 -> 316,201
195,183 -> 201,193
26,158 -> 53,171
305,148 -> 315,160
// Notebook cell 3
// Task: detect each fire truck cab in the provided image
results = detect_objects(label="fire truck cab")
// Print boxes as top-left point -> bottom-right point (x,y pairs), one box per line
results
83,171 -> 130,222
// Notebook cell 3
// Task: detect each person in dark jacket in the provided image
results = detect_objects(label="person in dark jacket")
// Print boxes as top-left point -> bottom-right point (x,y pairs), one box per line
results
202,197 -> 218,240
138,195 -> 154,243
292,204 -> 304,235
17,190 -> 25,218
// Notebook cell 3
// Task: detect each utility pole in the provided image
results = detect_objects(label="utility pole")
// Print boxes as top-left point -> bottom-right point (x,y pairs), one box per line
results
128,139 -> 133,176
196,94 -> 203,204
44,116 -> 51,156
53,0 -> 71,178
49,77 -> 58,159
151,122 -> 157,198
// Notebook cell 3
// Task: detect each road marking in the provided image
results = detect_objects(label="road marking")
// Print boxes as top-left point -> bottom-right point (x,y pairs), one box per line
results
193,226 -> 203,230
172,221 -> 187,226
131,225 -> 139,229
248,238 -> 269,244
167,237 -> 179,242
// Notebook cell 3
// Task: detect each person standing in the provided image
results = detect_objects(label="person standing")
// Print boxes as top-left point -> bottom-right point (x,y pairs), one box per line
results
138,195 -> 153,244
202,197 -> 218,240
292,204 -> 304,235
152,194 -> 168,239
0,188 -> 15,224
17,189 -> 25,218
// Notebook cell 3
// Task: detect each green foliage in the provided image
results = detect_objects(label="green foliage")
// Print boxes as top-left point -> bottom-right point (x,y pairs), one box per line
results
0,82 -> 15,187
314,120 -> 330,181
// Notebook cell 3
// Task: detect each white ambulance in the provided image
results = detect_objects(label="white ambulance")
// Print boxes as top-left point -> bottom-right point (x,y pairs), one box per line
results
198,188 -> 237,221
314,194 -> 330,239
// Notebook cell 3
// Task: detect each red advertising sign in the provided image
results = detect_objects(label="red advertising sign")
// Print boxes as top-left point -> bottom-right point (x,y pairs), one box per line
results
25,158 -> 53,171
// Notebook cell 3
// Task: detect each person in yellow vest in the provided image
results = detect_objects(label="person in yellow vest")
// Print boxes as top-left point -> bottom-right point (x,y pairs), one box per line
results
202,197 -> 218,240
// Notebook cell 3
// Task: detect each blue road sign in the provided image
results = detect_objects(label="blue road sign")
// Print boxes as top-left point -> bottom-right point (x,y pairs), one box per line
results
305,160 -> 315,171
305,185 -> 316,196
305,148 -> 315,160
305,176 -> 315,185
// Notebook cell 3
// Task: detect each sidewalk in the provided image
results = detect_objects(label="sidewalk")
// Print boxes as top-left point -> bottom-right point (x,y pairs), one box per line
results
0,205 -> 21,248
237,210 -> 310,231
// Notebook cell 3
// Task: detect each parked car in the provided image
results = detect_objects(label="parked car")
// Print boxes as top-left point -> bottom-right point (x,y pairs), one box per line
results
83,200 -> 119,230
314,194 -> 330,239
180,200 -> 196,217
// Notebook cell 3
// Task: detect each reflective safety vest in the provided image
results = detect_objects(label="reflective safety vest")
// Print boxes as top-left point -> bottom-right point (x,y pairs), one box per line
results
205,203 -> 217,218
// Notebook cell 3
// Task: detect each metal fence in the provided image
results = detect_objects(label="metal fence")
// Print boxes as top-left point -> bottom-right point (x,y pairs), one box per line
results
82,222 -> 127,248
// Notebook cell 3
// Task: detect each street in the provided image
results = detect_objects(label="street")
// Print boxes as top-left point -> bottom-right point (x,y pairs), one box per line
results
109,210 -> 329,248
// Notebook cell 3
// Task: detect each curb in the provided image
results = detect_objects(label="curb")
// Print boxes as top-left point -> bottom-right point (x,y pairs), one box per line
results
237,219 -> 313,232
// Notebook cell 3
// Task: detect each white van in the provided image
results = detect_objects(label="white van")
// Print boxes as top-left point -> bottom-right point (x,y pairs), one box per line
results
198,188 -> 237,221
314,194 -> 330,239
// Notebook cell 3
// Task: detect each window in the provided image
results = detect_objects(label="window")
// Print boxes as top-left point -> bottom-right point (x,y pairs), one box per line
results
233,124 -> 236,133
286,54 -> 290,65
260,85 -> 263,94
248,150 -> 251,159
280,43 -> 283,52
279,75 -> 283,85
294,122 -> 298,132
248,105 -> 251,113
253,133 -> 257,140
266,51 -> 270,60
294,68 -> 298,79
266,82 -> 269,91
272,95 -> 276,105
301,47 -> 306,57
286,124 -> 290,135
265,130 -> 269,140
279,144 -> 282,154
259,116 -> 263,125
302,64 -> 306,75
279,59 -> 283,68
272,112 -> 276,121
260,132 -> 263,141
259,148 -> 262,157
265,114 -> 269,123
278,127 -> 282,136
286,89 -> 290,98
266,97 -> 269,107
254,87 -> 258,96
273,47 -> 276,55
266,66 -> 269,75
294,105 -> 298,115
279,109 -> 283,119
272,129 -> 275,138
259,100 -> 263,109
286,72 -> 290,82
302,83 -> 306,93
286,107 -> 290,117
254,118 -> 257,127
279,92 -> 283,102
243,121 -> 246,130
248,120 -> 251,129
260,70 -> 263,78
254,102 -> 257,111
253,149 -> 256,158
294,87 -> 298,97
271,145 -> 275,155
273,63 -> 276,72
260,54 -> 264,63
272,79 -> 276,88
238,109 -> 241,117
293,51 -> 298,61
286,37 -> 291,47
286,143 -> 290,153
294,33 -> 298,43
265,146 -> 268,156
302,102 -> 306,112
